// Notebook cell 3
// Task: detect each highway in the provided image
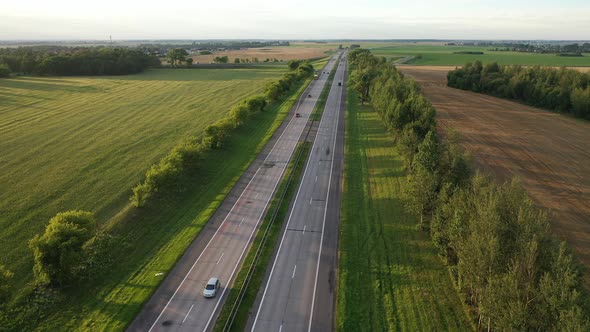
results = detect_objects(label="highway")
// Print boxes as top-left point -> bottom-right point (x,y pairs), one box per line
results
127,53 -> 340,332
250,53 -> 347,332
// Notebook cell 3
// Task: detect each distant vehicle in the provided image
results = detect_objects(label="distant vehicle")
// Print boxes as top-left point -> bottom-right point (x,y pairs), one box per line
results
338,82 -> 342,86
313,74 -> 319,80
296,113 -> 301,117
308,94 -> 312,98
203,277 -> 220,298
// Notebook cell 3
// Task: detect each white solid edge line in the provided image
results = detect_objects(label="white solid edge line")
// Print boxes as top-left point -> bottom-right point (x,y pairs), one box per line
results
308,55 -> 345,332
203,54 -> 341,332
251,53 -> 341,332
147,56 -> 327,332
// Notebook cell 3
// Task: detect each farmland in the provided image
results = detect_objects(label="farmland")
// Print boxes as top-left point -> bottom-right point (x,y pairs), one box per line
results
336,88 -> 472,331
399,66 -> 590,287
0,67 -> 285,300
189,44 -> 333,63
372,44 -> 590,66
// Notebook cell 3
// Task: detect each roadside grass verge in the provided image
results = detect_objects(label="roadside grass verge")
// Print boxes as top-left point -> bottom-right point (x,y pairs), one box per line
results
335,88 -> 473,331
213,142 -> 311,332
309,57 -> 329,70
23,79 -> 312,332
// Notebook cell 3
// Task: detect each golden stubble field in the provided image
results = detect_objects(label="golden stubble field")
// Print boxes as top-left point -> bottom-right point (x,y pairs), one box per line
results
189,45 -> 334,63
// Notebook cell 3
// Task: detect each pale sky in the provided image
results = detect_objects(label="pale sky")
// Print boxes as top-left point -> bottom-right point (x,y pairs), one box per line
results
1,0 -> 589,40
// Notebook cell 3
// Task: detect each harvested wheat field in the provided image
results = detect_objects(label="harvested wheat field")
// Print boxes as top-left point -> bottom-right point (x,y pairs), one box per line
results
190,45 -> 333,63
399,66 -> 590,286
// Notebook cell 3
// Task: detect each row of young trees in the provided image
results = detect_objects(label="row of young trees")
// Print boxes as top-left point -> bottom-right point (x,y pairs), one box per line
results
130,60 -> 314,208
0,47 -> 160,76
447,61 -> 590,119
348,49 -> 589,330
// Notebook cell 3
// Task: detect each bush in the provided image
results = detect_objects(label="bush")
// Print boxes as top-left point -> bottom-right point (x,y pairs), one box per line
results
29,211 -> 95,287
0,64 -> 10,78
0,265 -> 13,303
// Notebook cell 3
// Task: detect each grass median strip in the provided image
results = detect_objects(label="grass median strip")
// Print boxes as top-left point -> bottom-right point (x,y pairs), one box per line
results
214,141 -> 311,332
335,87 -> 473,331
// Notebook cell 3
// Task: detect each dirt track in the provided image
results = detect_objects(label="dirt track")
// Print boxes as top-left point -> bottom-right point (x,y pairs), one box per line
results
399,66 -> 590,286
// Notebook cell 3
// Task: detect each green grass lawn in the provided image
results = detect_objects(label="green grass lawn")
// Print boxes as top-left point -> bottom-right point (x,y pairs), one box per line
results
336,88 -> 473,331
19,76 -> 311,331
371,45 -> 590,66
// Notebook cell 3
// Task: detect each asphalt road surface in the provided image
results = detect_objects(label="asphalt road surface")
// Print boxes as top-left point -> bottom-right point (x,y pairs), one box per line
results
127,53 -> 340,332
250,53 -> 347,332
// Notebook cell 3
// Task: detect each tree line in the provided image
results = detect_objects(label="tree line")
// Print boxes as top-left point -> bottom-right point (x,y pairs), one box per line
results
130,60 -> 314,208
0,46 -> 160,76
348,48 -> 589,330
481,42 -> 590,55
448,61 -> 590,119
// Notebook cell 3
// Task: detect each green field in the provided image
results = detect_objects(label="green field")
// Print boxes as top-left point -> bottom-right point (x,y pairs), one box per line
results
371,44 -> 590,66
0,67 -> 301,327
336,88 -> 473,331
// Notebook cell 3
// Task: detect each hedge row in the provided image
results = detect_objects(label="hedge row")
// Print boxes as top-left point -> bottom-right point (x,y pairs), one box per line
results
130,62 -> 314,207
349,49 -> 589,330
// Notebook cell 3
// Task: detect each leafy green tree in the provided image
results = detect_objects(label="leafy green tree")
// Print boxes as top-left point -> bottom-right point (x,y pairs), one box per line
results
287,60 -> 302,70
350,69 -> 376,103
571,87 -> 590,119
168,48 -> 188,67
29,211 -> 95,287
413,131 -> 440,172
234,58 -> 240,64
538,243 -> 590,330
264,82 -> 283,102
213,55 -> 229,64
0,64 -> 10,78
0,264 -> 13,303
185,57 -> 193,67
405,164 -> 438,229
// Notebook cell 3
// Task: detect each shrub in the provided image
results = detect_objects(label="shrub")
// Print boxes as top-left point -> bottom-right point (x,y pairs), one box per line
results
29,211 -> 95,287
0,265 -> 13,303
0,64 -> 10,78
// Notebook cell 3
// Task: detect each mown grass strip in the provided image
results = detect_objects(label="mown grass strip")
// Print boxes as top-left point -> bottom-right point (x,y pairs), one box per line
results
214,141 -> 311,332
335,87 -> 473,331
